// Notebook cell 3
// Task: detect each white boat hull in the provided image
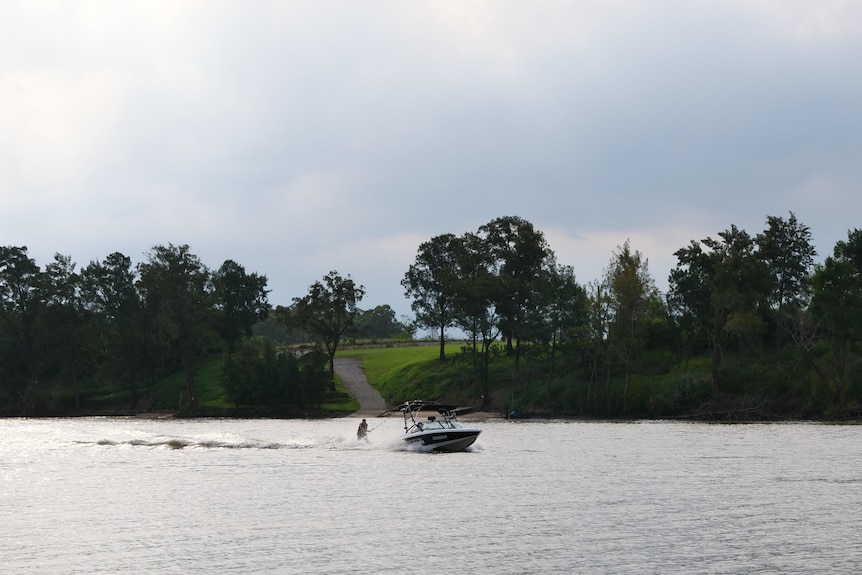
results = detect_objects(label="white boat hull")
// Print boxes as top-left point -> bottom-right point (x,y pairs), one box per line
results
402,428 -> 481,452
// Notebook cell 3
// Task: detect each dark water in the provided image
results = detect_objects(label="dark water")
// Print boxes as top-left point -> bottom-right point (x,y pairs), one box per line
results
2,418 -> 860,574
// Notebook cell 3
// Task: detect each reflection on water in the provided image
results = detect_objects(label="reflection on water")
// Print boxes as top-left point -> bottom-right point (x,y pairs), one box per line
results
2,418 -> 861,574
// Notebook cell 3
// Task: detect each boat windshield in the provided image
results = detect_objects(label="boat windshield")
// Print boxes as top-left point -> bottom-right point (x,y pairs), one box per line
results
416,420 -> 445,430
414,419 -> 468,431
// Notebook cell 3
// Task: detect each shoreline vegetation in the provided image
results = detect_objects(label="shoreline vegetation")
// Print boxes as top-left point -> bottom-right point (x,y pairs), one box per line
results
4,342 -> 860,423
3,216 -> 862,420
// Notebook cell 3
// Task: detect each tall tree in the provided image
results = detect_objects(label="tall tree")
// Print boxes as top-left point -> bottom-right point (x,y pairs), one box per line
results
603,240 -> 658,413
756,212 -> 816,347
809,229 -> 862,406
80,252 -> 147,405
284,271 -> 365,392
212,259 -> 270,356
479,216 -> 551,367
668,226 -> 771,397
584,280 -> 611,411
38,254 -> 88,408
536,255 -> 586,384
137,244 -> 213,407
452,232 -> 502,408
0,246 -> 43,392
402,233 -> 462,360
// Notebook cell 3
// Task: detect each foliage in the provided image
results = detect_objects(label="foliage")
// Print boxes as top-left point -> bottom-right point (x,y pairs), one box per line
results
137,244 -> 215,407
668,225 -> 774,396
3,214 -> 862,420
808,229 -> 862,407
402,233 -> 463,359
275,270 -> 365,392
0,243 -> 272,415
212,259 -> 270,355
352,305 -> 413,340
479,215 -> 552,365
224,337 -> 326,410
602,239 -> 659,414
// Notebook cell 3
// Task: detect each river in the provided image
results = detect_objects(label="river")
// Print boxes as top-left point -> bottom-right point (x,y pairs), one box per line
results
2,417 -> 860,574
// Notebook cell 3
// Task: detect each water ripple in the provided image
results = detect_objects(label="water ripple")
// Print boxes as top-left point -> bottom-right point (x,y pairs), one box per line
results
2,418 -> 861,574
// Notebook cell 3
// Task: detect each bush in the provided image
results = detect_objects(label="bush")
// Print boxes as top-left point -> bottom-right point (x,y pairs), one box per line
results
225,338 -> 327,409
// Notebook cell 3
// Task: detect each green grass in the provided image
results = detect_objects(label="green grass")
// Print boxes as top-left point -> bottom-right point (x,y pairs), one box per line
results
337,344 -> 460,385
337,343 -> 480,406
320,385 -> 360,412
339,343 -> 715,416
146,358 -> 231,411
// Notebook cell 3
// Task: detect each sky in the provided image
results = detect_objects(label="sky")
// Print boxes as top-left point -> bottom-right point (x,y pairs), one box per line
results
2,1 -> 861,324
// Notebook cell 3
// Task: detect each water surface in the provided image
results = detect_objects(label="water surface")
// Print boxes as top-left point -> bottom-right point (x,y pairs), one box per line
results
2,418 -> 860,574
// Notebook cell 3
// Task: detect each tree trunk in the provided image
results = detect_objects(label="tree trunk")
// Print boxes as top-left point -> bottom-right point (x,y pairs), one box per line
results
183,365 -> 197,407
549,331 -> 557,376
72,365 -> 80,410
710,339 -> 722,398
328,352 -> 337,392
481,347 -> 491,409
438,324 -> 446,361
179,341 -> 197,406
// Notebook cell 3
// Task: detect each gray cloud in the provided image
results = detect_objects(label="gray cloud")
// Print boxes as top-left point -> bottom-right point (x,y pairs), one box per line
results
2,1 -> 860,316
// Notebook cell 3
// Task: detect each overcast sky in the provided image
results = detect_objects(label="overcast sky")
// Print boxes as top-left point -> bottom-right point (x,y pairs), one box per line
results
3,1 -> 861,322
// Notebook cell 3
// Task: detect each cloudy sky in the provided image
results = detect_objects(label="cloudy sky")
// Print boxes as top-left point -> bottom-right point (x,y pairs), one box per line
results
3,1 -> 861,321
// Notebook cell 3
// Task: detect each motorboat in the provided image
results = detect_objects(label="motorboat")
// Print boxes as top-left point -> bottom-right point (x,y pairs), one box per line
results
395,400 -> 481,452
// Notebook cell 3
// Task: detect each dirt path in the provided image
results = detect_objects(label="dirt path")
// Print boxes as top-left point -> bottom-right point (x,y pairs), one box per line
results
333,358 -> 388,416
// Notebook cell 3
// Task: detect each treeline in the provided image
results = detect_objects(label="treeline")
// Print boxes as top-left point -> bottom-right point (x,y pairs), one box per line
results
403,215 -> 862,417
0,244 -> 410,415
4,211 -> 861,419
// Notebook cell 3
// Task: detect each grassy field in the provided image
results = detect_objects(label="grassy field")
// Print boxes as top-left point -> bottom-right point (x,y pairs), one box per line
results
337,343 -> 482,406
337,344 -> 455,383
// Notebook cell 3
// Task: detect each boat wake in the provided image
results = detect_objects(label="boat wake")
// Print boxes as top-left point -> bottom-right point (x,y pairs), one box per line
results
77,434 -> 401,451
79,437 -> 287,450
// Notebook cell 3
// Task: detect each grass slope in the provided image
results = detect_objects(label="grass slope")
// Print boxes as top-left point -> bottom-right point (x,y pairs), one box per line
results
337,344 -> 482,407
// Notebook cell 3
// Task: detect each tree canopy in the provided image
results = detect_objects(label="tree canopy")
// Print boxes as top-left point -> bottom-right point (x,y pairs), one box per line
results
0,244 -> 273,415
2,212 -> 861,419
276,271 -> 365,392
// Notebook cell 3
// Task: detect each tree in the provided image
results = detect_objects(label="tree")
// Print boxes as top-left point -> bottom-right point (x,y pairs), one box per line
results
212,259 -> 270,356
353,305 -> 413,340
535,256 -> 586,372
80,252 -> 148,405
402,233 -> 462,360
452,232 -> 502,408
603,240 -> 658,413
0,246 -> 43,393
534,255 -> 586,405
809,229 -> 862,406
479,216 -> 552,367
137,244 -> 213,407
284,271 -> 365,391
584,280 -> 611,411
224,337 -> 325,410
756,212 -> 816,348
38,254 -> 89,409
668,226 -> 771,397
